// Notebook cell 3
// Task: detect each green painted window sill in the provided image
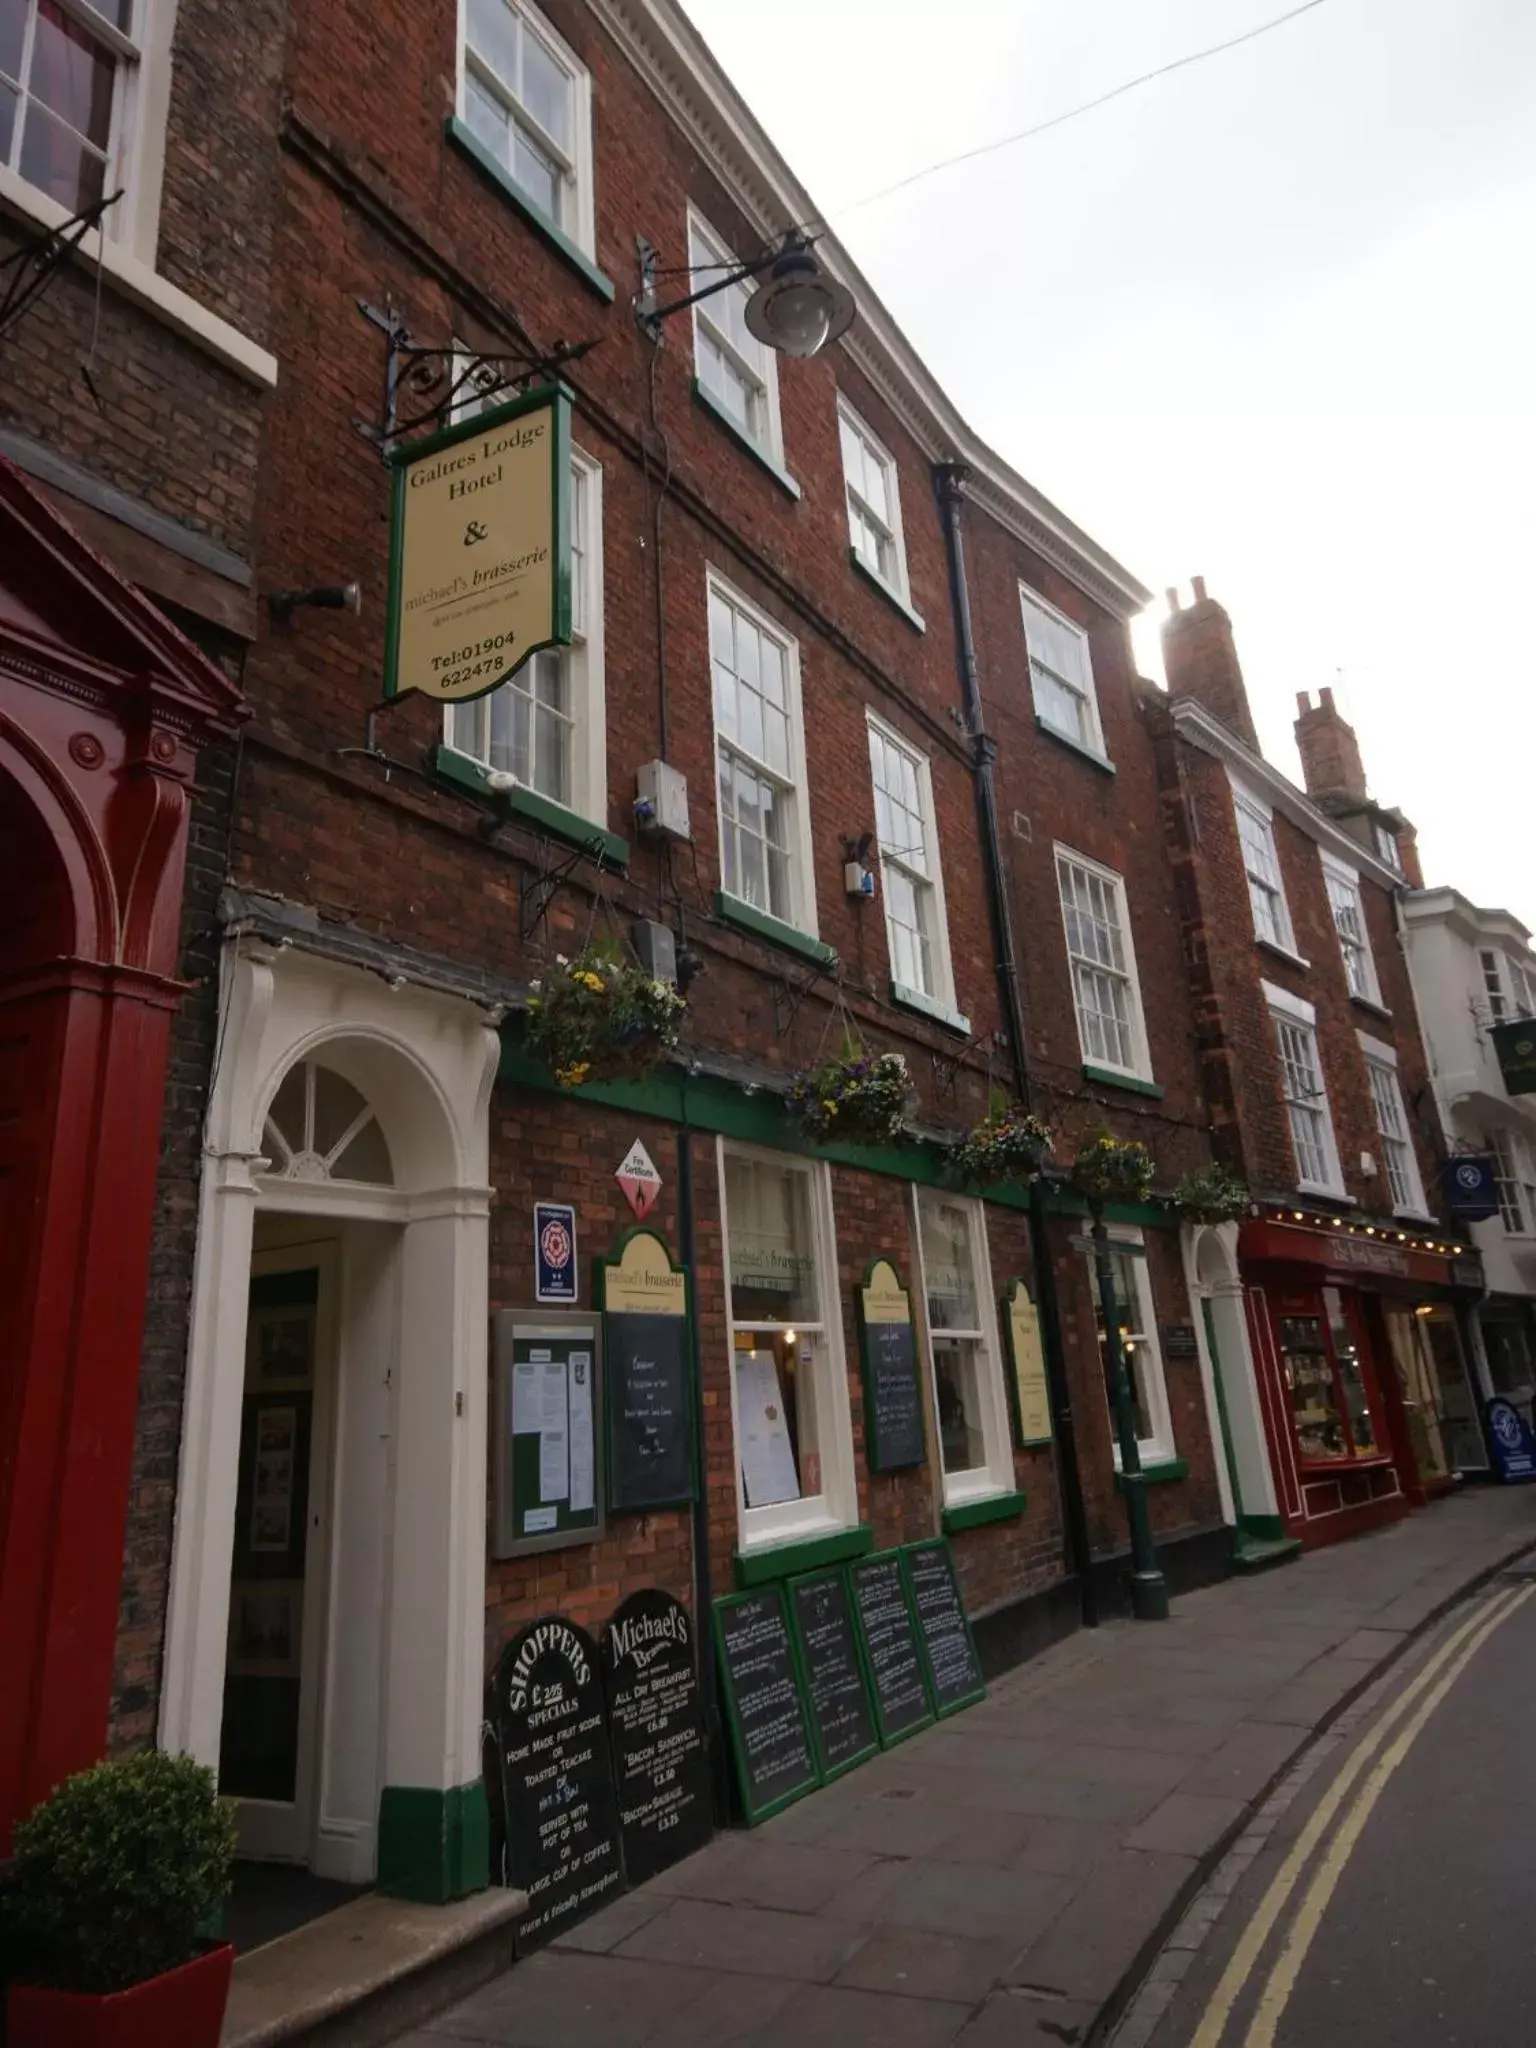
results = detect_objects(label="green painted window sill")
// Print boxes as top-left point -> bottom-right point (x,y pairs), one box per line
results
691,379 -> 802,499
942,1488 -> 1026,1534
1082,1063 -> 1166,1100
850,550 -> 925,632
431,745 -> 628,866
891,982 -> 970,1036
1035,714 -> 1115,774
1116,1457 -> 1189,1489
444,118 -> 616,302
716,891 -> 836,967
734,1523 -> 873,1586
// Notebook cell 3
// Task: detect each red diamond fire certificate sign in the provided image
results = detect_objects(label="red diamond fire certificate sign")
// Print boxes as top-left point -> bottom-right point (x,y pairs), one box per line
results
616,1140 -> 662,1220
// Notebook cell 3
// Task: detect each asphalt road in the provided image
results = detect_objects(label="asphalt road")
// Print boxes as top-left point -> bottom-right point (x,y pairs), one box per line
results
1129,1557 -> 1536,2048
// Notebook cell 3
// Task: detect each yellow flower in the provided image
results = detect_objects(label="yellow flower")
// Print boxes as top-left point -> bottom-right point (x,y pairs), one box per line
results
576,971 -> 605,993
555,1062 -> 591,1087
821,1098 -> 838,1116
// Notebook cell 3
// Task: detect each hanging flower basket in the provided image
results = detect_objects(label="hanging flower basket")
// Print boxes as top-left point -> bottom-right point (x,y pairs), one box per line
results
1167,1165 -> 1252,1225
949,1099 -> 1055,1188
1069,1129 -> 1154,1211
786,1040 -> 912,1147
524,942 -> 687,1087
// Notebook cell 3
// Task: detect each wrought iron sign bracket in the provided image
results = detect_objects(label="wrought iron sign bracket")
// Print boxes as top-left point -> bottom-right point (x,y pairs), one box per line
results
0,190 -> 122,352
349,298 -> 599,458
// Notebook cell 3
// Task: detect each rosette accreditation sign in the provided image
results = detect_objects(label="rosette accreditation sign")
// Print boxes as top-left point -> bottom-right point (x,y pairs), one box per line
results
384,382 -> 571,705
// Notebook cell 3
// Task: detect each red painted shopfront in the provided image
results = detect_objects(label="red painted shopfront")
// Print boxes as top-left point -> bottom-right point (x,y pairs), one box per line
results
1241,1215 -> 1485,1549
0,457 -> 244,1849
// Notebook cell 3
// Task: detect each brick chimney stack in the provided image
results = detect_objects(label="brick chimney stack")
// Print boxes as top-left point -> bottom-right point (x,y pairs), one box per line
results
1293,686 -> 1368,801
1161,578 -> 1260,753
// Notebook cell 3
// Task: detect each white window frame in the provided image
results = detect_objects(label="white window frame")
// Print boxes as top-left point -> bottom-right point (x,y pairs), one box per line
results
1321,851 -> 1381,1007
911,1188 -> 1014,1507
838,396 -> 914,606
866,711 -> 958,1015
1511,957 -> 1536,1020
688,206 -> 785,467
1054,844 -> 1154,1083
438,383 -> 607,828
1373,819 -> 1404,872
718,1140 -> 856,1549
1488,1127 -> 1536,1238
456,0 -> 596,257
707,568 -> 818,939
1231,776 -> 1301,959
1356,1031 -> 1428,1218
1086,1226 -> 1176,1468
1018,583 -> 1106,758
1265,981 -> 1345,1196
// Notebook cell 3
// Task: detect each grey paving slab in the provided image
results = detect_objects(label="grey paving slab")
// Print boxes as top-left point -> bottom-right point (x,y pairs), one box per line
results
1005,1847 -> 1199,2003
953,1989 -> 1100,2044
422,1952 -> 699,2046
809,1788 -> 966,1859
1048,1741 -> 1197,1792
638,1839 -> 876,1912
637,1970 -> 799,2046
548,1888 -> 672,1955
837,1857 -> 1073,1944
1192,1718 -> 1308,1801
834,1926 -> 1023,2003
614,1895 -> 869,1981
743,1982 -> 975,2048
1122,1790 -> 1248,1858
1004,1814 -> 1122,1879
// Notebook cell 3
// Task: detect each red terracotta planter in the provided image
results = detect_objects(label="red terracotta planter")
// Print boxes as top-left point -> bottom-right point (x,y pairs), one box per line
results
6,1941 -> 234,2048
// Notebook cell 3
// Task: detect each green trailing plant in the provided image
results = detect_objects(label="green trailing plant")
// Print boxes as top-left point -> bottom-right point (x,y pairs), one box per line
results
949,1096 -> 1055,1188
786,1038 -> 911,1146
1069,1128 -> 1154,1211
524,940 -> 686,1087
4,1750 -> 237,1995
1167,1164 -> 1252,1225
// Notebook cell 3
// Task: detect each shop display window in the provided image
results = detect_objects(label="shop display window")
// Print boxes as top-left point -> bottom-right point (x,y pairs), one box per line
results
1274,1288 -> 1385,1465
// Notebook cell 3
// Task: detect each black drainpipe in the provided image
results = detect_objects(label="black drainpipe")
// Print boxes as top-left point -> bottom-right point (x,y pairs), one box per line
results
933,462 -> 1097,1627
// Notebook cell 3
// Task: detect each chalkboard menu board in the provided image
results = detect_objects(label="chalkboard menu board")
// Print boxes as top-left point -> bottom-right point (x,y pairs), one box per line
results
602,1590 -> 713,1886
487,1615 -> 624,1953
849,1550 -> 933,1747
788,1569 -> 878,1782
858,1260 -> 926,1473
599,1232 -> 697,1513
905,1539 -> 986,1718
714,1589 -> 819,1824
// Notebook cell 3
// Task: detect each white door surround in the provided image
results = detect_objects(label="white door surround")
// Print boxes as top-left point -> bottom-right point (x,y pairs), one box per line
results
159,938 -> 500,1899
1184,1222 -> 1284,1537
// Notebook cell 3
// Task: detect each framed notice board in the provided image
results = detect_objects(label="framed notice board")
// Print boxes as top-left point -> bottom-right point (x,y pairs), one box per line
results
597,1229 -> 697,1514
904,1538 -> 986,1718
857,1258 -> 927,1474
491,1309 -> 603,1558
714,1586 -> 820,1825
1001,1277 -> 1054,1450
786,1567 -> 879,1783
847,1548 -> 934,1749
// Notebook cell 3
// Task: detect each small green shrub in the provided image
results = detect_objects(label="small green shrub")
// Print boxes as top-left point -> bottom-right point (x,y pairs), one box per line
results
1167,1165 -> 1252,1225
4,1750 -> 237,1994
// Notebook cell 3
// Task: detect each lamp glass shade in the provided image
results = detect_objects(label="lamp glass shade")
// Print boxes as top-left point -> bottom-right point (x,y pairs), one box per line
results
744,252 -> 856,359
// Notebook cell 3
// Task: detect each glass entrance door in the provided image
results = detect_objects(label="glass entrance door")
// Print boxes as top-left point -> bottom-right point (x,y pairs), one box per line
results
220,1262 -> 328,1862
1383,1305 -> 1450,1484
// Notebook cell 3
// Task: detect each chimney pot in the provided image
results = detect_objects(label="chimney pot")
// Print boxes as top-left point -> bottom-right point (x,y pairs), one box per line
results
1295,691 -> 1312,716
1319,684 -> 1336,712
1160,581 -> 1260,752
1191,575 -> 1208,603
1165,586 -> 1180,615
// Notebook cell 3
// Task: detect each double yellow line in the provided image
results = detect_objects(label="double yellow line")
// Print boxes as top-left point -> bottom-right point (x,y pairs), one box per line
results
1190,1579 -> 1534,2048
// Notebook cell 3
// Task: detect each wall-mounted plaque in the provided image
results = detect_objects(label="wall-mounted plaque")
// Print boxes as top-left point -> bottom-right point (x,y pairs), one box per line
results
905,1539 -> 986,1718
1002,1277 -> 1053,1448
491,1311 -> 602,1557
598,1230 -> 696,1513
1161,1322 -> 1200,1359
487,1614 -> 623,1954
787,1568 -> 878,1782
714,1588 -> 818,1824
858,1259 -> 926,1473
602,1589 -> 713,1886
848,1549 -> 932,1748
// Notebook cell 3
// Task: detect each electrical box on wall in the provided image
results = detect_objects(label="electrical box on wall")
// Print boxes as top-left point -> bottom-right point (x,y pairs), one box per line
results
635,760 -> 691,841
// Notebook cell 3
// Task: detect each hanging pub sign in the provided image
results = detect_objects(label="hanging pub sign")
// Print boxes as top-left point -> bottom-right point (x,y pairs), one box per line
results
1442,1155 -> 1501,1220
1491,1019 -> 1536,1098
857,1259 -> 926,1473
384,382 -> 571,704
601,1590 -> 713,1886
597,1229 -> 696,1513
487,1614 -> 624,1954
1001,1277 -> 1053,1448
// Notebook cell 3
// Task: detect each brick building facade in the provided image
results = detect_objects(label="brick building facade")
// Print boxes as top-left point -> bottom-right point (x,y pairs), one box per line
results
1149,583 -> 1486,1553
135,0 -> 1243,1906
0,0 -> 277,1846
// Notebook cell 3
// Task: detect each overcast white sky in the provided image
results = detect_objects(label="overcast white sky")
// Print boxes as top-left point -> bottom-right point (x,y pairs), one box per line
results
681,0 -> 1536,927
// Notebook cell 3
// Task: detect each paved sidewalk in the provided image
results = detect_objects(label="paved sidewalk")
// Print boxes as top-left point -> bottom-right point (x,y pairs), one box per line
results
403,1490 -> 1536,2048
